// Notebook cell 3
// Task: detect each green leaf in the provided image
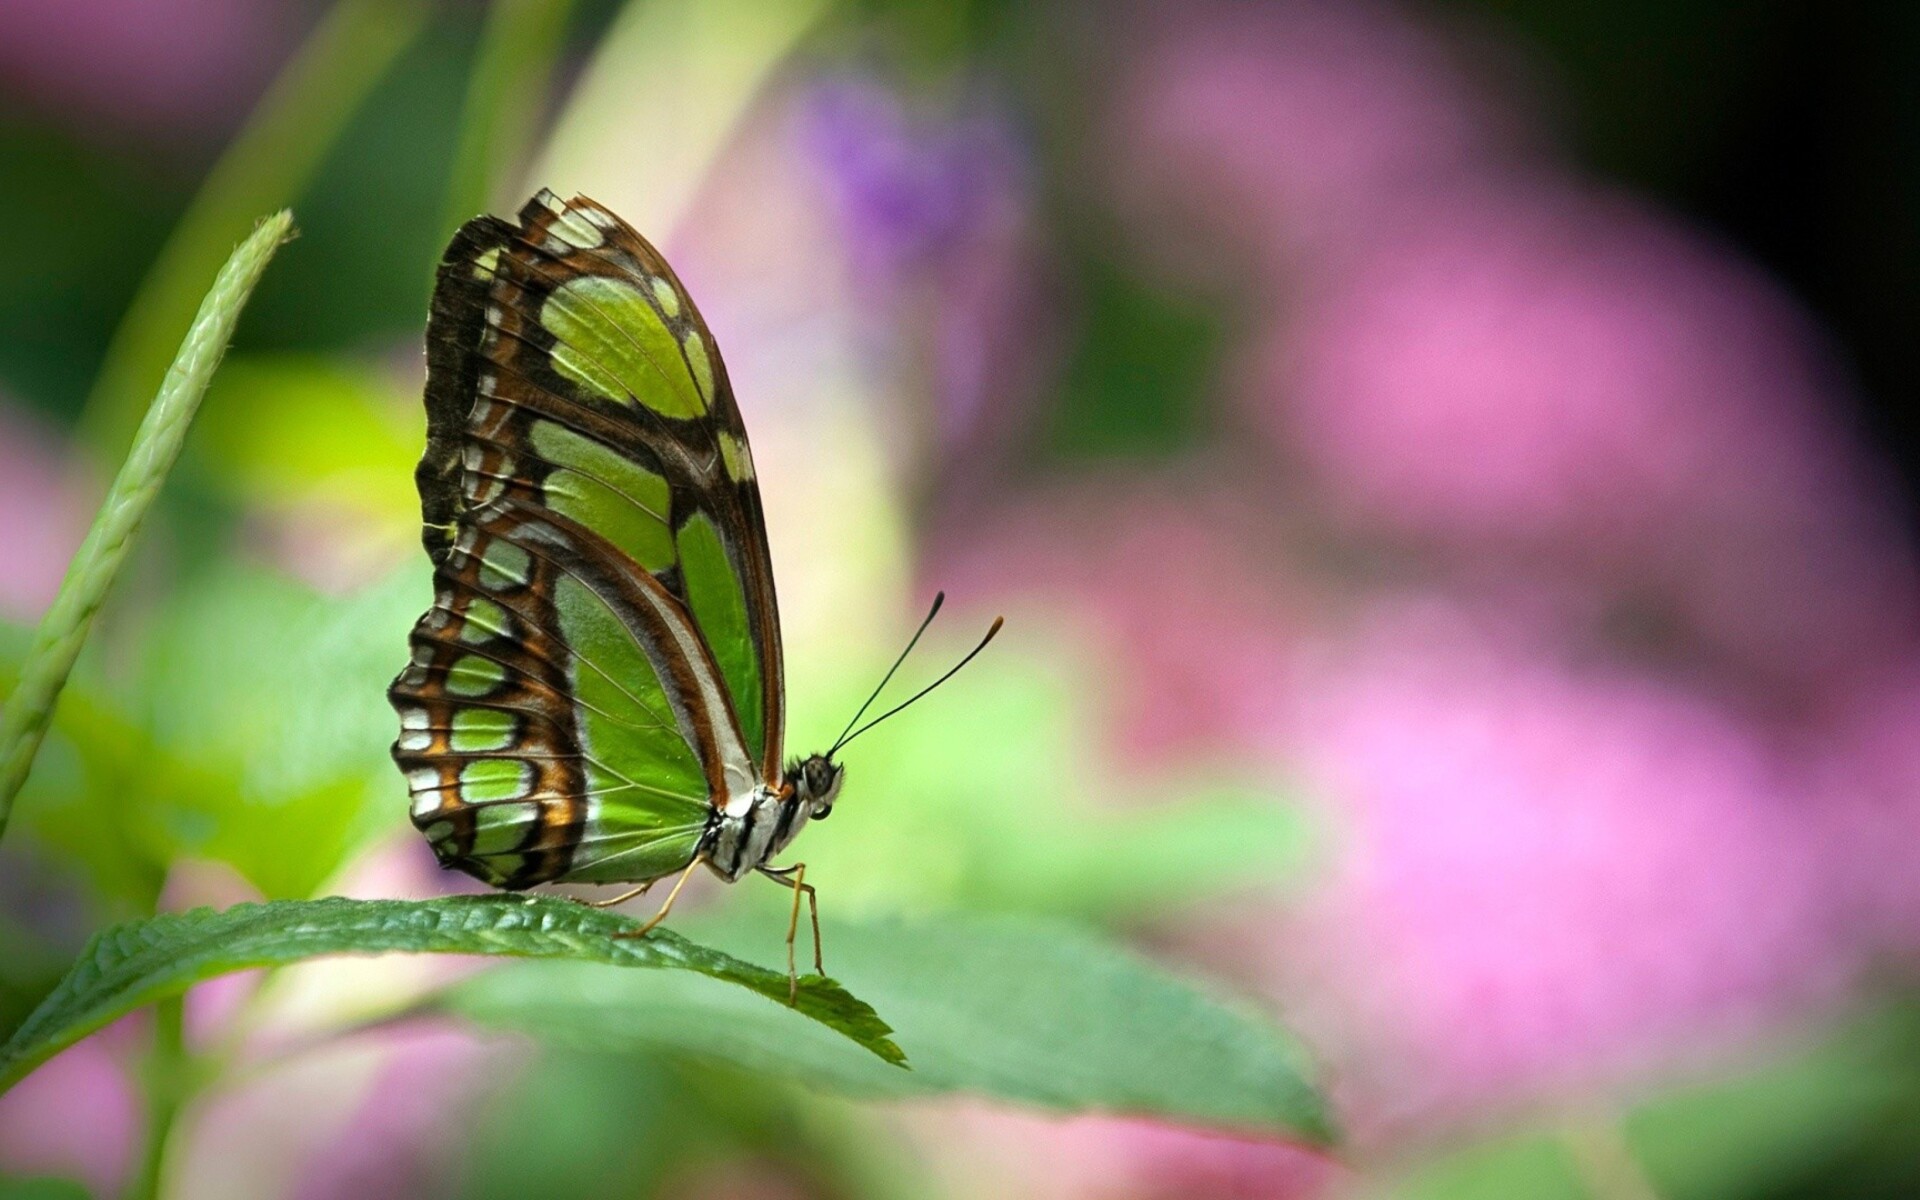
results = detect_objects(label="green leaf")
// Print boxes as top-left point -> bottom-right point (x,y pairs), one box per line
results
441,910 -> 1334,1144
0,211 -> 296,840
0,895 -> 903,1095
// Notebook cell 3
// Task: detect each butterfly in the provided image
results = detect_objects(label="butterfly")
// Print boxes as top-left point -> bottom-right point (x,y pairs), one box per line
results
388,190 -> 998,998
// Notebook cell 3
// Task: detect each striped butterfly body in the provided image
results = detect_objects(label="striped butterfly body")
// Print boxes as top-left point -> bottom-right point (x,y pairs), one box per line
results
388,191 -> 846,983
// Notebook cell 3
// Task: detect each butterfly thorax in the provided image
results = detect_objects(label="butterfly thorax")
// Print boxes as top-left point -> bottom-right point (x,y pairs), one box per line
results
704,755 -> 843,881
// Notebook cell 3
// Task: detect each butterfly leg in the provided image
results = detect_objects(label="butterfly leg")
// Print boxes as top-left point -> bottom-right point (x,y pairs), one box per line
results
612,854 -> 705,939
759,863 -> 822,1003
587,879 -> 656,909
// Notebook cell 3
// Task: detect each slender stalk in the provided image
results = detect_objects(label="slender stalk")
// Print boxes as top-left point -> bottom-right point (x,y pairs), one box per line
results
443,0 -> 581,230
77,0 -> 427,461
0,212 -> 297,839
530,0 -> 834,234
127,997 -> 188,1200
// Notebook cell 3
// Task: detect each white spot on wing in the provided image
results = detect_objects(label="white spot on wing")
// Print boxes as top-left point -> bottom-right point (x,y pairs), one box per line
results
549,210 -> 605,250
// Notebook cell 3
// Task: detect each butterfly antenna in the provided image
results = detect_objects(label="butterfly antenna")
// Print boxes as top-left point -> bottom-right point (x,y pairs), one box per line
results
830,615 -> 1005,755
829,592 -> 946,756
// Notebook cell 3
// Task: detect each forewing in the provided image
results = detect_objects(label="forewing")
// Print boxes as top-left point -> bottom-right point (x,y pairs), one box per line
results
418,190 -> 783,781
392,189 -> 789,886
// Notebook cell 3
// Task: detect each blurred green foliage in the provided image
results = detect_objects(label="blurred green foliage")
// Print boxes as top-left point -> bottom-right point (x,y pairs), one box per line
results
16,566 -> 415,907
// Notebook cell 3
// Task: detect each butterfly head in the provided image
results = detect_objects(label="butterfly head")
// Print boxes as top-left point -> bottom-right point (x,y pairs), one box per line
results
790,754 -> 845,821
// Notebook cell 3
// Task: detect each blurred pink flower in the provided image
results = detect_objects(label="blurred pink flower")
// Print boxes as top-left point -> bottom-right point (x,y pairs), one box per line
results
0,404 -> 95,625
1109,0 -> 1920,697
289,1024 -> 491,1200
1259,181 -> 1919,689
932,478 -> 1307,767
1274,184 -> 1853,540
899,1104 -> 1343,1200
1115,0 -> 1526,274
0,0 -> 296,145
166,845 -> 496,1197
175,1020 -> 495,1200
1808,663 -> 1920,956
0,1021 -> 140,1195
1273,601 -> 1852,1136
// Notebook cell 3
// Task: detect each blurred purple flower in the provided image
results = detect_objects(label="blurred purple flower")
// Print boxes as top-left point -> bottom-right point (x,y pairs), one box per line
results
0,1021 -> 140,1195
795,75 -> 1044,454
799,77 -> 1025,284
1261,181 -> 1919,688
0,0 -> 296,145
1273,601 -> 1852,1135
0,403 -> 94,625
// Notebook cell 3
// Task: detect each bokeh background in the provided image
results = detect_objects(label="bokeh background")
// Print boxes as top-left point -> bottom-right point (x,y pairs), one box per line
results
4,0 -> 1920,1196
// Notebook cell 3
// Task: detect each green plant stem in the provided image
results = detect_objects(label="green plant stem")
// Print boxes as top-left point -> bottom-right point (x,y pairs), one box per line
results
77,0 -> 426,461
1562,1109 -> 1664,1200
0,211 -> 297,840
531,0 -> 834,234
128,997 -> 189,1200
444,0 -> 580,229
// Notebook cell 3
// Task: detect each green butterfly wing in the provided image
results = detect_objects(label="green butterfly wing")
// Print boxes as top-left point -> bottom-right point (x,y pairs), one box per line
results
390,190 -> 786,888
